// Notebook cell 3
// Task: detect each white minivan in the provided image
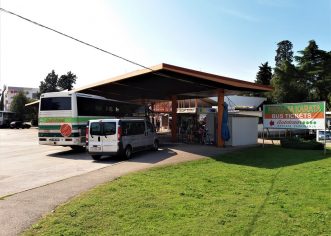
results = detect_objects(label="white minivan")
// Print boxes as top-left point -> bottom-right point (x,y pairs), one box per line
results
86,118 -> 159,160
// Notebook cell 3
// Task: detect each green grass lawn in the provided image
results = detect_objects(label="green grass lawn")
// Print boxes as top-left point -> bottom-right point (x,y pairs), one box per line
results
24,146 -> 331,236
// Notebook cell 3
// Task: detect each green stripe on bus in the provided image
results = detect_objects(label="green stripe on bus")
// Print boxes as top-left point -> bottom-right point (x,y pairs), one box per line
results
38,133 -> 80,137
39,124 -> 85,130
39,116 -> 111,123
39,117 -> 76,123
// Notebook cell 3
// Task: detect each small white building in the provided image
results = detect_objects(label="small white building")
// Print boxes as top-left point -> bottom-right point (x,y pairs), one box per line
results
225,115 -> 259,146
3,86 -> 39,111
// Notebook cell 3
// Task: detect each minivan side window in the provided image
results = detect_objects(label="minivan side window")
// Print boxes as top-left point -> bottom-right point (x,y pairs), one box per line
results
121,122 -> 131,136
90,123 -> 102,136
103,122 -> 116,135
146,121 -> 155,133
121,121 -> 145,135
133,121 -> 145,135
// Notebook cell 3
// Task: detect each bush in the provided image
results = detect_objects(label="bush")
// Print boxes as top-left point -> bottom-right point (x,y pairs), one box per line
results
280,137 -> 324,150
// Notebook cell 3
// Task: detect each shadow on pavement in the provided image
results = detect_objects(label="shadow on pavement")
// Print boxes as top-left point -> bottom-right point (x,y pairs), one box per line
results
47,143 -> 245,164
47,149 -> 91,160
48,141 -> 287,167
128,148 -> 178,164
211,145 -> 328,169
95,148 -> 178,164
127,143 -> 243,164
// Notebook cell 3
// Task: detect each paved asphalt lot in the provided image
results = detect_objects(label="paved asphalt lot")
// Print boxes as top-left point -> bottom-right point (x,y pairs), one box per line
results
0,128 -> 113,198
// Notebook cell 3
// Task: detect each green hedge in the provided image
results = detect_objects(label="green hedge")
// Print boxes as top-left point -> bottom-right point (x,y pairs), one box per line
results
280,137 -> 324,150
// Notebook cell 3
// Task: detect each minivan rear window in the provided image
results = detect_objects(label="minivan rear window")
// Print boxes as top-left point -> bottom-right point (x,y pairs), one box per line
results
90,122 -> 102,136
40,97 -> 71,111
103,122 -> 116,135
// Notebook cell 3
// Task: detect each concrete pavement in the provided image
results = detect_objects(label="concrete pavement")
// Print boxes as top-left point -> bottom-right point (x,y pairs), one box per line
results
0,128 -> 111,198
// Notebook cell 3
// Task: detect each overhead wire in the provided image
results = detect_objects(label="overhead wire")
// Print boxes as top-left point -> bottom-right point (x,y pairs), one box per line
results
0,7 -> 154,72
0,7 -> 219,95
225,95 -> 238,110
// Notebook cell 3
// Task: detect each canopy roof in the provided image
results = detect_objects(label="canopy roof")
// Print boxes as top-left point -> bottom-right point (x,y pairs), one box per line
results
224,95 -> 267,110
75,63 -> 272,103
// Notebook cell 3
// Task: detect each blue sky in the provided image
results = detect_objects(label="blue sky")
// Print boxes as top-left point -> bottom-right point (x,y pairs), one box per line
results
0,0 -> 330,89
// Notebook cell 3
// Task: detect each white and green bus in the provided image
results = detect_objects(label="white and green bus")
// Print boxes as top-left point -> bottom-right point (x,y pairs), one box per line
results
38,91 -> 145,149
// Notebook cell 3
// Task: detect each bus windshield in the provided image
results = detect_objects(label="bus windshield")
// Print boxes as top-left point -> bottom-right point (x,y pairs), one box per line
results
40,97 -> 71,111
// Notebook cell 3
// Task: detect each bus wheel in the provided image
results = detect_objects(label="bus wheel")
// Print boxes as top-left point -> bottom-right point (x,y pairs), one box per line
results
91,155 -> 101,161
123,146 -> 132,160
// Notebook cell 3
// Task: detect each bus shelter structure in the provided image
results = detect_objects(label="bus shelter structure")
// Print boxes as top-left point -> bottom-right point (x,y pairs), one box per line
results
75,63 -> 272,147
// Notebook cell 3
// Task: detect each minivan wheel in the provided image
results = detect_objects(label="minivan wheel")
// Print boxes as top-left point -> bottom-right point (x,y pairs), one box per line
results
153,140 -> 159,151
124,146 -> 132,160
91,155 -> 101,161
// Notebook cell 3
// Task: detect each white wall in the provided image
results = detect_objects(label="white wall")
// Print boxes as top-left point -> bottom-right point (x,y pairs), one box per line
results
226,116 -> 258,146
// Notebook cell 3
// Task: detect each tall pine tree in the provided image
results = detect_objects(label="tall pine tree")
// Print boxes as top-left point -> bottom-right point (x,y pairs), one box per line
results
271,61 -> 307,103
295,40 -> 331,104
255,62 -> 272,85
275,40 -> 294,67
271,40 -> 307,103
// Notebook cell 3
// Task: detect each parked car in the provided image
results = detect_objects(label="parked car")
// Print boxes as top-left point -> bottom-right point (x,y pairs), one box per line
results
318,130 -> 331,140
87,118 -> 159,160
9,121 -> 31,129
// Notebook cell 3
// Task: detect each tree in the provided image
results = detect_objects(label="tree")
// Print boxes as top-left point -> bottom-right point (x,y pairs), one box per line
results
10,91 -> 30,121
255,62 -> 272,85
38,70 -> 77,97
275,40 -> 294,67
58,71 -> 77,91
271,61 -> 307,103
295,41 -> 331,105
39,70 -> 59,94
0,85 -> 6,110
328,92 -> 331,110
271,40 -> 308,103
324,51 -> 331,108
